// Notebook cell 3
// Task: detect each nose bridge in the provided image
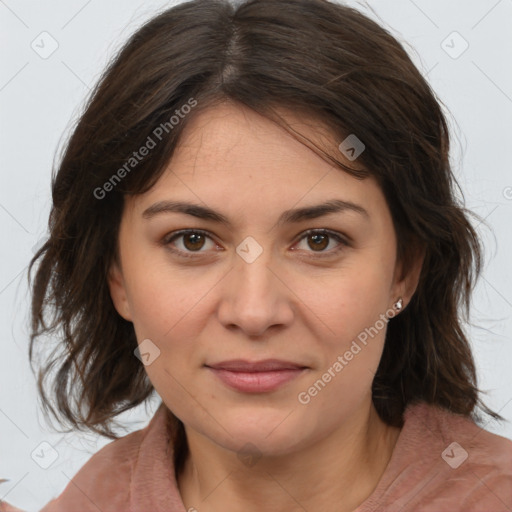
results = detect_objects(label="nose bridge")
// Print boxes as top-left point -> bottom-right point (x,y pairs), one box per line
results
233,241 -> 278,311
217,237 -> 293,336
236,245 -> 274,297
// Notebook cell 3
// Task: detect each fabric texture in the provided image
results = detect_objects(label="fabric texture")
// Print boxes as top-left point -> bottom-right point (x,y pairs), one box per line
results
2,401 -> 511,511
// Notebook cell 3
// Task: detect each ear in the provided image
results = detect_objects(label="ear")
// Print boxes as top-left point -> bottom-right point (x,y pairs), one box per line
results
107,260 -> 133,322
392,242 -> 425,310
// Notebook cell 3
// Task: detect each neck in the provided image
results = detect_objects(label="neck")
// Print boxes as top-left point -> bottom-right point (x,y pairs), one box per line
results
176,403 -> 401,512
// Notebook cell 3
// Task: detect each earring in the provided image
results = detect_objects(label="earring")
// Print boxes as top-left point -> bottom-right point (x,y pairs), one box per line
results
393,297 -> 403,312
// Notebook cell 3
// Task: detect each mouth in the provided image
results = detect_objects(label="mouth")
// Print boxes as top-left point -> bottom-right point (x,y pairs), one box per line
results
205,359 -> 309,393
206,359 -> 308,372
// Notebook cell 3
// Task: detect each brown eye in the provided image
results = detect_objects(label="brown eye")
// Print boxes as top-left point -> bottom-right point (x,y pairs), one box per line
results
164,229 -> 217,258
182,232 -> 206,251
307,233 -> 329,251
294,229 -> 348,256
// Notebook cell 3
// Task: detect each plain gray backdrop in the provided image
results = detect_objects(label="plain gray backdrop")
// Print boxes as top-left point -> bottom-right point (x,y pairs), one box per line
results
1,0 -> 511,510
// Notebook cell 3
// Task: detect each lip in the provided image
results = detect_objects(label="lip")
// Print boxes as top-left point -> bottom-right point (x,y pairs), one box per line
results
207,359 -> 307,372
205,359 -> 308,393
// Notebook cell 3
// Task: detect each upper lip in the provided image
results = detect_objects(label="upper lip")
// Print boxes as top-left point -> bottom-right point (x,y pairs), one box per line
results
206,359 -> 307,372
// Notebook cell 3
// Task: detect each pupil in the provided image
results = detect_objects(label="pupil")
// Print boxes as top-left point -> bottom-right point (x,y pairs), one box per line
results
309,234 -> 328,251
185,233 -> 204,251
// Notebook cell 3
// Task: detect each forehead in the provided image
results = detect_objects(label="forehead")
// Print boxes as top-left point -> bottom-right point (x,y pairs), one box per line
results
126,101 -> 388,225
168,101 -> 345,176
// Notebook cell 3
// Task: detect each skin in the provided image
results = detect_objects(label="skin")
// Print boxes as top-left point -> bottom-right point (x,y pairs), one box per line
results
108,101 -> 424,512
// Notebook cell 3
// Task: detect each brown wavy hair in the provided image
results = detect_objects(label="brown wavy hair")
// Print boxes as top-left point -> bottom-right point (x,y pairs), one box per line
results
28,0 -> 504,473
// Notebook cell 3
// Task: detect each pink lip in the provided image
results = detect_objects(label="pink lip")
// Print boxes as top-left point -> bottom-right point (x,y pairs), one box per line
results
205,359 -> 308,393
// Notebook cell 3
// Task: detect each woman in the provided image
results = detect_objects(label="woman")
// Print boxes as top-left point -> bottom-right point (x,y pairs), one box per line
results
3,0 -> 511,510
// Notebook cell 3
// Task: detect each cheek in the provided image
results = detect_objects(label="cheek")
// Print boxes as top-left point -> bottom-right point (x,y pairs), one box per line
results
124,264 -> 203,413
289,257 -> 394,397
296,260 -> 392,342
123,254 -> 205,335
122,257 -> 213,373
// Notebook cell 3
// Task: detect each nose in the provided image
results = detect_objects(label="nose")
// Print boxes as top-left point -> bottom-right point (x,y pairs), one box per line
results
216,248 -> 295,338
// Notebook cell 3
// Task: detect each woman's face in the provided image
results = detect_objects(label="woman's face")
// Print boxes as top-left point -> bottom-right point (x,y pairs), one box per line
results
108,101 -> 418,457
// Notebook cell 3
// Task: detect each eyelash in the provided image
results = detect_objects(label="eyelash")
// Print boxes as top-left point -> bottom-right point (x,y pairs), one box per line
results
162,228 -> 349,260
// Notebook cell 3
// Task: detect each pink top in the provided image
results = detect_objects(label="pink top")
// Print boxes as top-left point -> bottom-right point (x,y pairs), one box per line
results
2,401 -> 511,511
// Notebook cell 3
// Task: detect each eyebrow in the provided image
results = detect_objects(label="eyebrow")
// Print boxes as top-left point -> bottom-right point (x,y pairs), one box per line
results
141,199 -> 369,226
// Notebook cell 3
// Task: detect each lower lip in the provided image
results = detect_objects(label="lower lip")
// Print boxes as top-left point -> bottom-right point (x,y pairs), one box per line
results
206,367 -> 306,393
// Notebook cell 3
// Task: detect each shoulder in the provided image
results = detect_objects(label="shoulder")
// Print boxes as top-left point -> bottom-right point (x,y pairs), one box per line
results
1,438 -> 142,512
406,399 -> 512,448
39,429 -> 143,511
408,401 -> 512,473
360,401 -> 512,512
0,502 -> 25,512
412,401 -> 512,509
40,405 -> 168,512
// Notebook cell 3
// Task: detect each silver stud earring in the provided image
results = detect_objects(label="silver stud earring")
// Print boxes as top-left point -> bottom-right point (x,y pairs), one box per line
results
394,297 -> 403,312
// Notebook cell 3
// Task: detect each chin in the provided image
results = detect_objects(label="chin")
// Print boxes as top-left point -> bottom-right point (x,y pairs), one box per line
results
204,411 -> 311,457
221,431 -> 304,460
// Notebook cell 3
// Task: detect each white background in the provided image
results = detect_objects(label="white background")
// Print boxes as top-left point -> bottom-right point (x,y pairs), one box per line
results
1,0 -> 511,510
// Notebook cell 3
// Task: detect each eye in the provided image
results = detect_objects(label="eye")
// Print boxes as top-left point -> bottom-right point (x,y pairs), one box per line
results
293,229 -> 348,256
162,228 -> 349,260
163,229 -> 219,259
